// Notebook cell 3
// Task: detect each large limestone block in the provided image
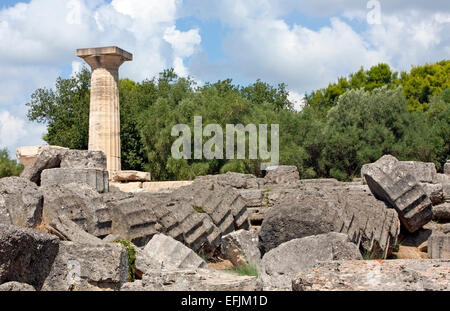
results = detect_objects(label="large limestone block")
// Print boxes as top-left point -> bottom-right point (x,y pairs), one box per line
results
142,181 -> 193,193
135,234 -> 208,276
199,172 -> 263,189
264,166 -> 300,185
432,203 -> 450,221
106,192 -> 158,246
258,184 -> 400,258
260,233 -> 362,291
396,161 -> 438,183
16,145 -> 68,167
362,155 -> 432,232
428,235 -> 450,259
122,268 -> 262,291
292,260 -> 450,291
41,184 -> 112,238
60,150 -> 106,170
0,224 -> 59,290
0,177 -> 43,228
110,170 -> 150,182
421,183 -> 444,205
222,229 -> 261,268
110,182 -> 143,193
20,148 -> 66,185
41,241 -> 128,291
41,168 -> 109,193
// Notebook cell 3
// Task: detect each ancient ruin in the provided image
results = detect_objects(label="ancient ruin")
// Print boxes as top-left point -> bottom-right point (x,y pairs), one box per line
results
77,46 -> 132,174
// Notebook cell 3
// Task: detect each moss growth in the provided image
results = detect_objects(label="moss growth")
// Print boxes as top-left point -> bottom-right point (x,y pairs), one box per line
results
114,239 -> 137,281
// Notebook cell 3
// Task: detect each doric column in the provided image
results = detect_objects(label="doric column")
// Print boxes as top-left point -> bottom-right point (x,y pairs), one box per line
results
77,46 -> 132,174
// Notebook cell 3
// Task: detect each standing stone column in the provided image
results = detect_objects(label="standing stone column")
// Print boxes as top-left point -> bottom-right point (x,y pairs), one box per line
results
77,46 -> 132,173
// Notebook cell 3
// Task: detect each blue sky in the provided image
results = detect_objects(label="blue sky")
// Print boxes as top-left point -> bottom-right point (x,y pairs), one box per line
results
0,0 -> 449,158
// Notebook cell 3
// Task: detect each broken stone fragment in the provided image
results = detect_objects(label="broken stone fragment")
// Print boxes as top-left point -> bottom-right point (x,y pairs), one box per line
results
135,234 -> 208,277
60,150 -> 107,170
260,232 -> 362,291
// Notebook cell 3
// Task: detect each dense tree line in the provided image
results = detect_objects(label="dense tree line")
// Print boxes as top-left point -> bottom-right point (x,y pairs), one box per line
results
25,60 -> 449,181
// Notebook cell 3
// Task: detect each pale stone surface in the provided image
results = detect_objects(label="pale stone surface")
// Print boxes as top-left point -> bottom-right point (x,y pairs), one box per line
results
142,181 -> 193,192
41,168 -> 109,193
428,235 -> 450,259
110,182 -> 143,193
292,260 -> 450,291
436,173 -> 450,202
111,170 -> 150,182
122,268 -> 262,291
41,241 -> 128,291
421,183 -> 444,205
77,46 -> 132,173
260,233 -> 362,291
444,161 -> 450,176
16,145 -> 68,167
136,234 -> 208,273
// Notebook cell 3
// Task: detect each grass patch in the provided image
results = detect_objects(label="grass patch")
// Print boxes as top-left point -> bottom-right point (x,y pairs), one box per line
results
114,239 -> 137,282
231,263 -> 259,277
193,206 -> 205,213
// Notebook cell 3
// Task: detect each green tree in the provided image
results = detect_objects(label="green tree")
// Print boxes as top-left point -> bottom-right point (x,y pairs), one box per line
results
0,148 -> 23,177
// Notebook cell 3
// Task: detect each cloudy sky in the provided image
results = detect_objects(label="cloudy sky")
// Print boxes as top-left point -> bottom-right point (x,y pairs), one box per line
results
0,0 -> 449,158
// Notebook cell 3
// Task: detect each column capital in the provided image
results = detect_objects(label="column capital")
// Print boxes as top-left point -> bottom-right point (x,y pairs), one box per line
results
77,46 -> 133,70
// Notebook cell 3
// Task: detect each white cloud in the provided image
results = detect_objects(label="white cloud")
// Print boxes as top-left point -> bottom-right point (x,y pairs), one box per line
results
0,111 -> 46,157
288,91 -> 306,111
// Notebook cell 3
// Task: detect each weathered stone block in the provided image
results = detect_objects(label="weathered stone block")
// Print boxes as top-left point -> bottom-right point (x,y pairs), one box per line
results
110,182 -> 142,193
20,148 -> 66,185
362,155 -> 432,232
421,183 -> 444,205
41,168 -> 109,193
292,260 -> 450,291
444,161 -> 450,176
0,224 -> 59,290
432,203 -> 450,221
428,235 -> 450,259
264,166 -> 299,185
0,282 -> 36,291
41,241 -> 128,291
135,234 -> 208,276
0,177 -> 43,228
16,145 -> 68,167
60,150 -> 106,170
41,183 -> 112,238
110,170 -> 150,182
222,229 -> 261,268
260,233 -> 362,291
142,181 -> 193,193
